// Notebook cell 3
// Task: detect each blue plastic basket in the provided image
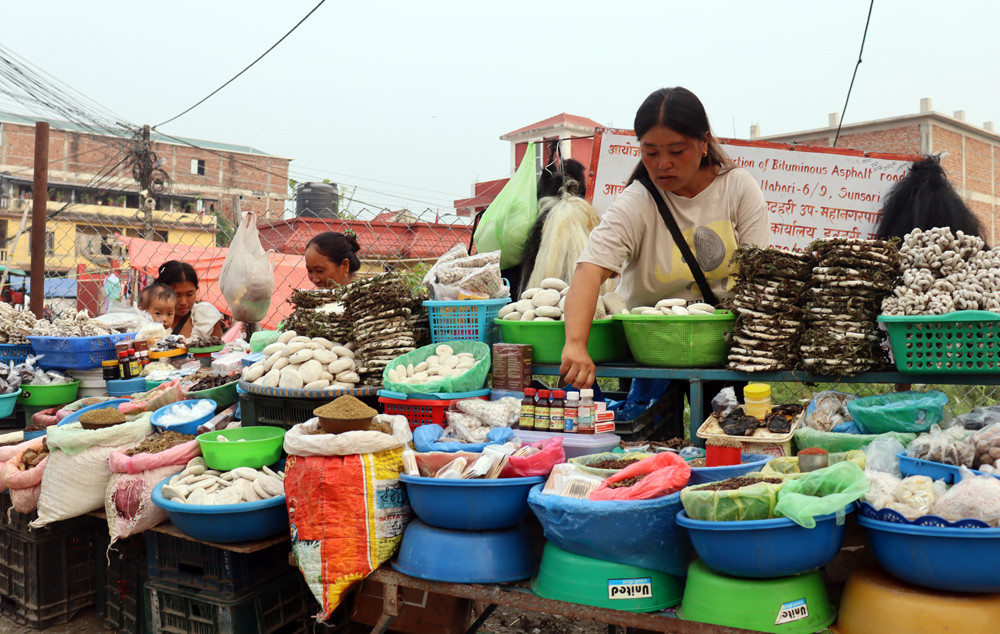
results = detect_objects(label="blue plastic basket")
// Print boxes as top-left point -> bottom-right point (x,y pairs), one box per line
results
424,298 -> 510,345
0,344 -> 32,366
28,333 -> 136,370
897,451 -> 1000,484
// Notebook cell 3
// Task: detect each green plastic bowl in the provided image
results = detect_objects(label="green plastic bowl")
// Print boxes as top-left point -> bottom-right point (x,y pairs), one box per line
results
679,560 -> 835,633
614,311 -> 735,368
531,542 -> 683,612
494,318 -> 628,365
17,380 -> 80,407
187,380 -> 238,409
197,426 -> 285,470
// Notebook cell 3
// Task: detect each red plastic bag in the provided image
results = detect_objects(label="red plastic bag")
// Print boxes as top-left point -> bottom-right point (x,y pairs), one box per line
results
589,452 -> 691,501
501,437 -> 565,478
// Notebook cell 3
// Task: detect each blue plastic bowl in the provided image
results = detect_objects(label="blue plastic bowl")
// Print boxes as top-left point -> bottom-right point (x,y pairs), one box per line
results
399,474 -> 544,530
150,399 -> 217,435
688,453 -> 773,486
151,474 -> 288,543
393,519 -> 537,583
675,506 -> 853,578
858,515 -> 1000,592
528,485 -> 691,577
57,398 -> 131,426
23,428 -> 46,441
0,389 -> 21,418
105,377 -> 147,397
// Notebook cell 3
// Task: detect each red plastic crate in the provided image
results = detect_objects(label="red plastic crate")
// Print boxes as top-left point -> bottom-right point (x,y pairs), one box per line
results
378,390 -> 489,431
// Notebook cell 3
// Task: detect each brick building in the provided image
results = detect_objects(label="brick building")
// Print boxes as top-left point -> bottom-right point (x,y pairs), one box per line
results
757,98 -> 1000,243
454,113 -> 602,217
0,112 -> 290,222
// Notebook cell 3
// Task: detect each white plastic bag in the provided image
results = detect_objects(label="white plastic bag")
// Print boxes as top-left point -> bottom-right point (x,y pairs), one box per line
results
220,211 -> 274,323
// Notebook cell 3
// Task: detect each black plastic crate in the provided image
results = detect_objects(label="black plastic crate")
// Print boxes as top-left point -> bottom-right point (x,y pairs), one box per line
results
0,503 -> 94,538
97,533 -> 148,634
145,569 -> 314,634
0,514 -> 101,629
144,530 -> 291,595
239,393 -> 382,430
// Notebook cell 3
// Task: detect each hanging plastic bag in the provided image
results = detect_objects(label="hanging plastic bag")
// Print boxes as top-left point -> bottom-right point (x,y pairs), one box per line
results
473,142 -> 538,269
220,211 -> 274,323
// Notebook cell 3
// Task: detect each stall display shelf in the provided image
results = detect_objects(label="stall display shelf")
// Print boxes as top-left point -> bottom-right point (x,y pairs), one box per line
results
532,364 -> 1000,445
144,569 -> 315,634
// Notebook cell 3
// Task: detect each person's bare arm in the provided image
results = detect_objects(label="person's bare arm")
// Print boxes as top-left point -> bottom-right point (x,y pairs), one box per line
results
560,262 -> 615,389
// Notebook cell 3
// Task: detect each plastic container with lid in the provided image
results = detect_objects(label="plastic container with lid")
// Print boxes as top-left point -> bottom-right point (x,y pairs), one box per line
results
743,383 -> 772,420
514,428 -> 620,459
101,360 -> 119,381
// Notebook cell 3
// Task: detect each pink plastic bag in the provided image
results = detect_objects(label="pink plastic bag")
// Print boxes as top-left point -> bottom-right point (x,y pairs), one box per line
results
1,438 -> 48,514
0,438 -> 43,493
501,437 -> 565,478
118,379 -> 186,415
108,439 -> 201,475
106,465 -> 182,544
589,452 -> 691,501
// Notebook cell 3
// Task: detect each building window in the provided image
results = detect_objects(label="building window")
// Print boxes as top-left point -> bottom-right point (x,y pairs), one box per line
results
190,159 -> 206,176
45,231 -> 55,255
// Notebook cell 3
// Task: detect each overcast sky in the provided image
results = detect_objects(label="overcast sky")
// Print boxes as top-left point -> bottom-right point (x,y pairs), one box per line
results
2,1 -> 997,217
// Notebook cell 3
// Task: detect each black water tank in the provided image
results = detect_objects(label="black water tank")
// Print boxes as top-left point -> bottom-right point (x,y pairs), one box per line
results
296,182 -> 339,218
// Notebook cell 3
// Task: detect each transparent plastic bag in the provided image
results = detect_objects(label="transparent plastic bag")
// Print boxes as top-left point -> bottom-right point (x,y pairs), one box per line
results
971,422 -> 1000,469
906,424 -> 974,467
933,466 -> 1000,526
805,390 -> 858,432
711,387 -> 739,418
220,211 -> 274,323
864,436 -> 906,475
681,473 -> 788,522
773,461 -> 869,528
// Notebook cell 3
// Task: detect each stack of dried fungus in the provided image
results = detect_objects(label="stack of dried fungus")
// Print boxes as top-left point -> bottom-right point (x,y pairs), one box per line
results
726,247 -> 813,371
799,239 -> 899,375
285,273 -> 429,387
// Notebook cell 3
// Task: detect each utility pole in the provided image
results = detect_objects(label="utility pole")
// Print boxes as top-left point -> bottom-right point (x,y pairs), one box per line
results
140,124 -> 154,240
29,122 -> 49,319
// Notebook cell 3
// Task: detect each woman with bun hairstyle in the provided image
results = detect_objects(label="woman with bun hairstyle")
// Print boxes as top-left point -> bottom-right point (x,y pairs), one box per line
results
305,231 -> 362,287
154,260 -> 225,338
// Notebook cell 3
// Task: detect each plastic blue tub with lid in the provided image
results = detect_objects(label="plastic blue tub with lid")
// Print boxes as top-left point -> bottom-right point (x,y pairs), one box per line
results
57,398 -> 131,427
150,468 -> 288,543
399,474 -> 543,530
688,452 -> 773,485
675,505 -> 854,578
858,515 -> 1000,592
150,399 -> 217,435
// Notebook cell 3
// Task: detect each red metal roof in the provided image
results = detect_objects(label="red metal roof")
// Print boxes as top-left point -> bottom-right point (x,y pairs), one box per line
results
257,217 -> 471,260
502,113 -> 604,138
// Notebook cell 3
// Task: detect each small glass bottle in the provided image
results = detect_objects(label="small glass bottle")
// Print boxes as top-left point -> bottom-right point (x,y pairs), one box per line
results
743,383 -> 772,420
519,388 -> 537,430
127,349 -> 141,378
118,350 -> 132,380
535,389 -> 551,431
101,360 -> 119,382
549,390 -> 565,432
564,392 -> 579,433
133,339 -> 150,366
578,388 -> 595,434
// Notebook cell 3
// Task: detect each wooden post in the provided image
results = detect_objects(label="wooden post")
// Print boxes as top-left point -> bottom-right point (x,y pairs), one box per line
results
30,122 -> 49,319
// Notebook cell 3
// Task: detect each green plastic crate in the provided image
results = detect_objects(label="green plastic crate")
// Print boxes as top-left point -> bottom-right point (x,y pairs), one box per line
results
613,311 -> 735,368
879,311 -> 1000,374
494,318 -> 628,365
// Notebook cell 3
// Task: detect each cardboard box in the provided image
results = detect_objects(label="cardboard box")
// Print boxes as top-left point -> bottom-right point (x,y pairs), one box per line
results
350,577 -> 470,634
491,343 -> 533,391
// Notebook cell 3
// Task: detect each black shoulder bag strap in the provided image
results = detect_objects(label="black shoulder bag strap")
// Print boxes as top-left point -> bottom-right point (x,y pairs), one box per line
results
638,176 -> 719,306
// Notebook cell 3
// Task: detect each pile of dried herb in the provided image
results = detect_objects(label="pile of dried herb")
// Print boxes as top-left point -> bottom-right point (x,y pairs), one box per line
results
314,395 -> 377,420
124,431 -> 196,456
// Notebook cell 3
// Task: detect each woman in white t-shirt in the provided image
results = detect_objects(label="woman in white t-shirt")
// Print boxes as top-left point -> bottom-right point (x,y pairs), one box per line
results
561,87 -> 769,392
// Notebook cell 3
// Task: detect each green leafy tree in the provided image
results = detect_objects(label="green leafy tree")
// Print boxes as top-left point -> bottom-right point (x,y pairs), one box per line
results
214,210 -> 235,247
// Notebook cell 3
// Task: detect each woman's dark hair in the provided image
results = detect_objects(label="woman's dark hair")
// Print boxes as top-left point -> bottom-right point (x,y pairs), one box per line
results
628,87 -> 729,185
155,260 -> 199,288
875,156 -> 987,243
306,232 -> 362,273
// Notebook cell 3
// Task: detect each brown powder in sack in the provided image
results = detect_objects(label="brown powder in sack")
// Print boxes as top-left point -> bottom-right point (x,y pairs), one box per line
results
78,408 -> 126,425
124,431 -> 197,456
314,395 -> 377,420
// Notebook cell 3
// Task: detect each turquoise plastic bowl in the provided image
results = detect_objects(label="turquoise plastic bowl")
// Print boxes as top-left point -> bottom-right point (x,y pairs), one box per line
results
0,390 -> 21,418
151,474 -> 288,543
150,399 -> 217,435
676,506 -> 853,578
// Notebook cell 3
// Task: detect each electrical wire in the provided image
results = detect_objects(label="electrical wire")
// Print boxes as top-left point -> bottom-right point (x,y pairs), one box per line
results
154,0 -> 326,128
833,0 -> 875,147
